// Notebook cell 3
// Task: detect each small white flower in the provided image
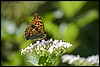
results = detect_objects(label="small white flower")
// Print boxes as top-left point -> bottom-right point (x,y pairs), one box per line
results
53,40 -> 59,45
41,42 -> 45,46
48,46 -> 53,54
57,40 -> 63,47
50,38 -> 53,42
42,40 -> 45,42
21,38 -> 73,55
61,54 -> 73,63
79,58 -> 85,64
32,43 -> 37,47
61,54 -> 99,66
65,42 -> 72,48
29,43 -> 33,47
21,49 -> 25,55
30,49 -> 33,53
68,55 -> 80,64
26,46 -> 31,50
36,41 -> 40,44
27,50 -> 29,53
87,55 -> 99,65
40,47 -> 44,50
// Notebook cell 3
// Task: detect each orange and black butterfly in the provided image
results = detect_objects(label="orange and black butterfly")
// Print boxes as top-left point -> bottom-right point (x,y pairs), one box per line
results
24,13 -> 46,40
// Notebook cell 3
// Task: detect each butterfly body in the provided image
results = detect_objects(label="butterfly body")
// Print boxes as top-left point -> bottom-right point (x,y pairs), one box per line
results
24,13 -> 46,40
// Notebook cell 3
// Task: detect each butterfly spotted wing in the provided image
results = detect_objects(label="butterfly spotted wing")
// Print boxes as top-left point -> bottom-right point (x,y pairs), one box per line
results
24,13 -> 46,40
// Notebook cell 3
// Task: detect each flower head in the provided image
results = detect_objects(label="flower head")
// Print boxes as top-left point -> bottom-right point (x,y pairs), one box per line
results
21,38 -> 72,56
61,54 -> 99,66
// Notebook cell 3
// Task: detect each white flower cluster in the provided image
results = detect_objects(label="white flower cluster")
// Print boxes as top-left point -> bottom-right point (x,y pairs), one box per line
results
21,38 -> 72,56
61,54 -> 99,66
48,40 -> 72,56
86,55 -> 99,65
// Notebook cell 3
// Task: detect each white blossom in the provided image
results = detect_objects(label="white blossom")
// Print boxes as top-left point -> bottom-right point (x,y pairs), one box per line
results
61,54 -> 99,66
21,38 -> 72,55
86,55 -> 99,65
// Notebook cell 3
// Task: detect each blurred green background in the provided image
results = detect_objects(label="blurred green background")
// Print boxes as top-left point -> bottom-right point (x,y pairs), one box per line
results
1,1 -> 99,66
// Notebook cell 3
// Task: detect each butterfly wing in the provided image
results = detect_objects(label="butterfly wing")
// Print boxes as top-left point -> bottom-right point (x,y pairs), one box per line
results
32,13 -> 44,34
24,13 -> 46,40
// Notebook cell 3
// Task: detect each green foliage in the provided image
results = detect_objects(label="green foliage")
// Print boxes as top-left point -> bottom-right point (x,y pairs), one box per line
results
27,55 -> 39,66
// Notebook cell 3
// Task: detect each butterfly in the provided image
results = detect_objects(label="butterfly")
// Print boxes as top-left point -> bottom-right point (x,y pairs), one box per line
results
24,13 -> 47,40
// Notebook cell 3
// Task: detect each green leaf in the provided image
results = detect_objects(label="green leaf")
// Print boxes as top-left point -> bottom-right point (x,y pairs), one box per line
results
39,56 -> 52,66
38,56 -> 47,66
27,54 -> 39,66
